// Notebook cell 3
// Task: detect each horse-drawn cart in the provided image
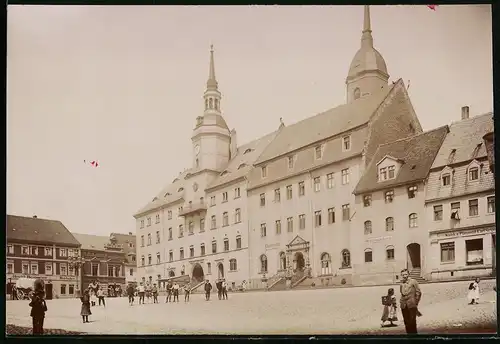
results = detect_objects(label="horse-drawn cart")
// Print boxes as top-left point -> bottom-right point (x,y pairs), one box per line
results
15,278 -> 37,300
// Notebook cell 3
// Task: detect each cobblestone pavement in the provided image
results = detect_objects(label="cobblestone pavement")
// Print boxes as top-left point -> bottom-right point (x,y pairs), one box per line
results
6,280 -> 497,335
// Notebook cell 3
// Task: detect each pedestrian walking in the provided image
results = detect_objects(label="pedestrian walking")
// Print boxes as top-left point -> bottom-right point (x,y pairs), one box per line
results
222,279 -> 228,300
216,280 -> 223,300
468,278 -> 481,305
399,269 -> 422,334
172,282 -> 180,302
165,281 -> 173,303
80,289 -> 92,323
29,279 -> 47,335
380,288 -> 398,327
126,284 -> 135,306
97,288 -> 106,307
138,283 -> 146,305
152,284 -> 159,304
184,284 -> 191,302
204,280 -> 212,301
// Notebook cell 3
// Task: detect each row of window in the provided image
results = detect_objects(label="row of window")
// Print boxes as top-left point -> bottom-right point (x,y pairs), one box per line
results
59,284 -> 76,295
260,136 -> 352,178
440,238 -> 484,265
6,245 -> 77,257
140,236 -> 243,266
441,163 -> 484,187
363,185 -> 418,207
86,263 -> 123,277
6,261 -> 75,276
363,214 -> 418,235
259,170 -> 350,207
433,197 -> 495,221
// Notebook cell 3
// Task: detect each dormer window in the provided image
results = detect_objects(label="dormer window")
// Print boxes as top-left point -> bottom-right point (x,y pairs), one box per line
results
354,88 -> 361,100
363,195 -> 372,207
164,192 -> 171,197
379,167 -> 387,181
407,185 -> 417,199
221,170 -> 229,176
178,187 -> 184,192
385,190 -> 394,203
448,149 -> 457,164
471,143 -> 482,159
244,148 -> 253,154
261,166 -> 267,178
173,178 -> 179,183
388,166 -> 395,179
315,145 -> 322,159
287,156 -> 294,169
238,163 -> 247,170
468,167 -> 479,181
442,173 -> 451,186
152,197 -> 158,201
342,136 -> 351,151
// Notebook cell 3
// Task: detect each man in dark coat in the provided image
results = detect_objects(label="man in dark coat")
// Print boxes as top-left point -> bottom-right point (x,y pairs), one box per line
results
126,284 -> 135,306
166,281 -> 173,303
204,280 -> 213,301
399,269 -> 422,334
216,280 -> 223,300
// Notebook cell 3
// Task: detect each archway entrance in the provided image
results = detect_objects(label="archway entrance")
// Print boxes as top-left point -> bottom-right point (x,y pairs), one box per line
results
293,252 -> 305,271
406,243 -> 421,270
218,263 -> 224,279
192,263 -> 204,283
279,252 -> 287,270
168,270 -> 175,277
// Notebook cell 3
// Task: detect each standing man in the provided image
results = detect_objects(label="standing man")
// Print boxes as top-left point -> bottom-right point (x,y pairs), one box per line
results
165,281 -> 173,303
97,287 -> 106,307
216,280 -> 223,300
204,280 -> 212,301
172,282 -> 180,302
137,283 -> 146,305
152,283 -> 159,304
222,279 -> 228,300
126,283 -> 135,306
400,269 -> 422,334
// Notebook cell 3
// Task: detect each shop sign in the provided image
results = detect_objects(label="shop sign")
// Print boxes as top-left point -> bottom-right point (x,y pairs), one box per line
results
366,236 -> 392,243
59,275 -> 77,280
265,243 -> 280,249
436,227 -> 495,239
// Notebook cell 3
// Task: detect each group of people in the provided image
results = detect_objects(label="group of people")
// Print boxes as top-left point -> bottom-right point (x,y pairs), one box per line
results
380,270 -> 484,334
203,279 -> 229,301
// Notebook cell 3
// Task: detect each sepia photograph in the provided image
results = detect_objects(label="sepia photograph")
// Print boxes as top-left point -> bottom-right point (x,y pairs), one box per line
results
6,4 -> 496,336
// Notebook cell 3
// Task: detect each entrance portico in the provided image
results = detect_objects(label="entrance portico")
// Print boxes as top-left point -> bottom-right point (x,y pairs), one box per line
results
286,235 -> 310,274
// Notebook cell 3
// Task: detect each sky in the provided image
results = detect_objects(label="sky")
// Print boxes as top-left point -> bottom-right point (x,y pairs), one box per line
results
7,5 -> 493,236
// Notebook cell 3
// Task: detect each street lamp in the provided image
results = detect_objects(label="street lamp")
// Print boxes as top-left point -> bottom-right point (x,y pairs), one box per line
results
483,132 -> 494,176
68,254 -> 86,297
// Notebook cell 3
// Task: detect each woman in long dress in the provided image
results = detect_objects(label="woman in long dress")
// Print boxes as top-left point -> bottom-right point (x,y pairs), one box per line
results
80,290 -> 92,323
468,278 -> 480,304
381,288 -> 398,327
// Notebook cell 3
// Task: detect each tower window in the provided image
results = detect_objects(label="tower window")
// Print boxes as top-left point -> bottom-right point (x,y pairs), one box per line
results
209,98 -> 213,109
214,99 -> 219,110
354,88 -> 361,100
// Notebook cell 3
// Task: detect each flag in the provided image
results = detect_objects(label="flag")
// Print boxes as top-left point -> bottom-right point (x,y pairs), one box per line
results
427,5 -> 437,11
84,160 -> 99,167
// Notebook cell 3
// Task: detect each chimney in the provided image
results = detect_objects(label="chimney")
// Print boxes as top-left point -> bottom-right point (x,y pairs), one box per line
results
229,129 -> 237,159
33,215 -> 37,219
461,106 -> 470,120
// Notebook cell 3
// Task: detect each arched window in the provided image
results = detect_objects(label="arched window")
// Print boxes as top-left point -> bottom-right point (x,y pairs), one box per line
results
354,88 -> 361,100
321,252 -> 331,275
205,98 -> 208,110
386,217 -> 394,231
195,158 -> 199,168
279,252 -> 287,270
386,245 -> 395,260
364,248 -> 373,263
169,270 -> 175,277
209,98 -> 213,109
409,213 -> 418,228
260,254 -> 268,273
230,258 -> 237,271
364,220 -> 372,235
214,99 -> 219,110
341,249 -> 351,268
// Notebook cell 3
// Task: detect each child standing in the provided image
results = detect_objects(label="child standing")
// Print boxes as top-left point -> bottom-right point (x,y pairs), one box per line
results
184,284 -> 191,302
29,279 -> 47,335
381,288 -> 398,327
80,289 -> 92,323
468,278 -> 481,305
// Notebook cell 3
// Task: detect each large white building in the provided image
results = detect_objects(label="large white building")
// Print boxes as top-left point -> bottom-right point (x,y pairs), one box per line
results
133,6 -> 494,290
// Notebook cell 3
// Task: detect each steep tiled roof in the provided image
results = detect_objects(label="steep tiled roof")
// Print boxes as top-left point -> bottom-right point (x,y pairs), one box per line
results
431,113 -> 494,169
72,233 -> 110,251
110,232 -> 136,256
354,126 -> 449,195
207,130 -> 280,191
7,215 -> 80,247
255,83 -> 395,164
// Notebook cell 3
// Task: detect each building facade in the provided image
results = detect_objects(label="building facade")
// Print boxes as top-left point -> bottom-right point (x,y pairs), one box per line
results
133,6 -> 495,288
111,232 -> 137,285
73,233 -> 127,292
6,215 -> 81,299
424,110 -> 495,281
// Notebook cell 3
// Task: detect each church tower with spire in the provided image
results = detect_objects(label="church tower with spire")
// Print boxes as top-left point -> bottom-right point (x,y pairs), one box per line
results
346,6 -> 389,103
191,45 -> 231,172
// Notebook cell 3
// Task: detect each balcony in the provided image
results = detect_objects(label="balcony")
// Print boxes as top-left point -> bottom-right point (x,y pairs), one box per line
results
483,132 -> 494,175
179,201 -> 207,217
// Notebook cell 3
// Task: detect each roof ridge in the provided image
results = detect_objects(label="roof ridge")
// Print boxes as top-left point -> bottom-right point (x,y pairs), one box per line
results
448,111 -> 493,127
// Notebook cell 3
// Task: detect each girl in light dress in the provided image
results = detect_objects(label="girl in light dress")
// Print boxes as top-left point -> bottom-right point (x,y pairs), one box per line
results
380,288 -> 398,327
467,278 -> 480,305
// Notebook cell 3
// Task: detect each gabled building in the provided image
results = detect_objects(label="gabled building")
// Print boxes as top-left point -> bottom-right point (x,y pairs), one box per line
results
424,109 -> 495,281
109,232 -> 137,285
6,214 -> 81,299
73,233 -> 127,292
352,126 -> 449,285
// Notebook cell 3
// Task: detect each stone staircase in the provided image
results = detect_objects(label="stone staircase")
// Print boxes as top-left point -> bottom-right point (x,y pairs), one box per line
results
269,277 -> 287,291
267,271 -> 286,291
409,268 -> 426,283
188,280 -> 205,294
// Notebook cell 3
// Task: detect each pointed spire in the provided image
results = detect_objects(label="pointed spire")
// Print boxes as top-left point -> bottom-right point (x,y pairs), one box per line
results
206,44 -> 218,90
361,5 -> 374,49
